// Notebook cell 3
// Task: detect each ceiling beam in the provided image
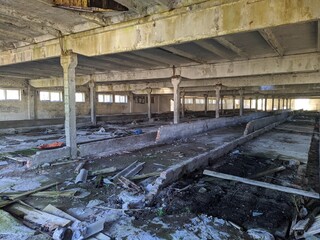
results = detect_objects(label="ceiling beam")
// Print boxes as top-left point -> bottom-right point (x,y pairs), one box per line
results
113,0 -> 146,14
259,28 -> 284,56
1,0 -> 320,66
194,40 -> 233,60
0,5 -> 70,35
0,30 -> 35,44
161,46 -> 208,63
214,37 -> 249,59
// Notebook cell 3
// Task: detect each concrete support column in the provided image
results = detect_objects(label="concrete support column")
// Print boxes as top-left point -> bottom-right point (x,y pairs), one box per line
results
264,96 -> 267,111
129,92 -> 134,113
146,88 -> 152,120
239,90 -> 244,116
204,94 -> 208,115
181,91 -> 185,118
171,76 -> 181,124
271,96 -> 275,111
27,85 -> 36,120
278,98 -> 281,110
289,98 -> 292,110
215,85 -> 221,118
255,96 -> 258,112
221,95 -> 224,115
61,51 -> 78,159
249,98 -> 252,110
286,98 -> 289,109
232,95 -> 236,114
89,80 -> 96,125
282,98 -> 285,109
260,96 -> 263,110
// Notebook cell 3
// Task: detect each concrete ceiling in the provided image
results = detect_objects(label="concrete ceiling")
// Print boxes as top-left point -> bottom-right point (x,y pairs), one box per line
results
0,0 -> 319,98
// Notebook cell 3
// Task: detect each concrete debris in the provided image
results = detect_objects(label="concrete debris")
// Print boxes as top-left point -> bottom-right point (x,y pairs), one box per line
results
119,191 -> 145,210
252,211 -> 263,217
247,229 -> 275,240
53,227 -> 73,240
90,167 -> 117,176
0,209 -> 35,240
86,200 -> 105,208
32,189 -> 78,198
0,160 -> 8,166
88,232 -> 111,240
74,161 -> 87,174
75,169 -> 88,184
6,202 -> 71,231
112,129 -> 130,137
198,187 -> 207,193
94,127 -> 106,135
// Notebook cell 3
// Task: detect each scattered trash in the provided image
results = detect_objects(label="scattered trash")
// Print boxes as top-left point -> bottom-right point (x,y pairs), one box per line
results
75,169 -> 88,184
133,129 -> 143,135
198,187 -> 207,193
94,127 -> 106,135
111,161 -> 145,182
37,142 -> 64,150
86,200 -> 105,208
119,191 -> 145,210
252,211 -> 264,217
118,176 -> 143,193
247,228 -> 275,240
0,161 -> 8,166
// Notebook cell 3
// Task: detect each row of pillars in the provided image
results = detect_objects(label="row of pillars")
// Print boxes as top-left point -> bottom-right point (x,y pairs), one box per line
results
60,52 -> 292,159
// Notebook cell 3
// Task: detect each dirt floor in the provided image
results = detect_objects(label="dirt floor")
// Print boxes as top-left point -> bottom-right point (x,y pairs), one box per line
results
0,112 -> 319,239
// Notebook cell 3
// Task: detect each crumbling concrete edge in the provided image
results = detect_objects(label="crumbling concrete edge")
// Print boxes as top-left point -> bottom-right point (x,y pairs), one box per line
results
243,111 -> 290,135
146,117 -> 289,204
156,112 -> 270,143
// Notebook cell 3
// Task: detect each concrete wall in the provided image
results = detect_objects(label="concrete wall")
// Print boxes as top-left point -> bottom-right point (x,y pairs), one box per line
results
0,79 -> 29,121
156,112 -> 270,143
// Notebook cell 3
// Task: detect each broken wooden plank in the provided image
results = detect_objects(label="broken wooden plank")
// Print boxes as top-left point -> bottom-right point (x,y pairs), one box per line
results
90,167 -> 117,176
250,166 -> 286,179
118,176 -> 143,193
6,202 -> 71,231
0,182 -> 60,208
203,170 -> 320,199
111,161 -> 144,181
130,172 -> 160,180
43,204 -> 78,222
32,189 -> 78,198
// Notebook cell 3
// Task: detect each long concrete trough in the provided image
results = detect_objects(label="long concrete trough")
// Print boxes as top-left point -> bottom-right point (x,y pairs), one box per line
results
156,112 -> 269,143
147,112 -> 291,203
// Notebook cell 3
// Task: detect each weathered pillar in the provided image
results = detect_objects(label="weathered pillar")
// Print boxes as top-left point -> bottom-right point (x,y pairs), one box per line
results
232,95 -> 236,114
88,80 -> 96,125
204,94 -> 208,115
61,51 -> 78,159
215,85 -> 221,118
282,97 -> 285,109
146,88 -> 152,120
181,91 -> 185,118
271,96 -> 275,111
171,76 -> 181,124
289,98 -> 292,109
27,85 -> 36,120
264,96 -> 267,111
129,92 -> 134,113
278,97 -> 281,110
239,90 -> 244,116
286,98 -> 289,109
260,96 -> 264,110
255,95 -> 258,112
249,98 -> 252,110
221,95 -> 224,115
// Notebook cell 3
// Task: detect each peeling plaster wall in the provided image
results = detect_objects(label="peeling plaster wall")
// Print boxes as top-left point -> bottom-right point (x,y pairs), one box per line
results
0,80 -> 29,121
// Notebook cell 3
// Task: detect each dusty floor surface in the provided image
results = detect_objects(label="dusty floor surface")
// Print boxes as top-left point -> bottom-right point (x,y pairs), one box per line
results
0,113 -> 319,239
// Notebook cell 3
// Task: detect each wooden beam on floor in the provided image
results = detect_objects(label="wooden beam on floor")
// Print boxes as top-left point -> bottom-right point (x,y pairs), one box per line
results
203,170 -> 320,199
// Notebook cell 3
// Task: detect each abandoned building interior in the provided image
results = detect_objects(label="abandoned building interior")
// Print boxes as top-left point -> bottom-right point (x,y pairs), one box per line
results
1,0 -> 320,239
